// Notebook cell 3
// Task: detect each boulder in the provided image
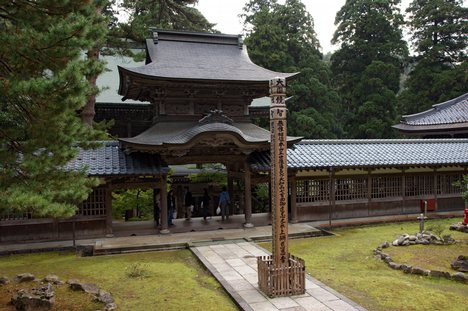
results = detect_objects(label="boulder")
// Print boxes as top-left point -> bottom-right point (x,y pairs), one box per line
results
96,289 -> 114,304
15,273 -> 35,283
105,302 -> 117,311
409,235 -> 417,241
388,262 -> 401,270
429,270 -> 451,279
381,241 -> 390,249
0,276 -> 10,285
11,284 -> 55,311
42,275 -> 62,285
400,264 -> 412,273
392,239 -> 399,246
402,240 -> 410,246
68,279 -> 99,295
411,267 -> 430,276
451,256 -> 468,273
397,236 -> 406,245
383,256 -> 393,264
451,272 -> 468,283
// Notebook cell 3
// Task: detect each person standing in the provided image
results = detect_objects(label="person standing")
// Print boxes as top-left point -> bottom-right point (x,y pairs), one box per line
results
184,186 -> 193,220
218,186 -> 230,221
153,189 -> 161,227
167,189 -> 175,226
201,188 -> 210,221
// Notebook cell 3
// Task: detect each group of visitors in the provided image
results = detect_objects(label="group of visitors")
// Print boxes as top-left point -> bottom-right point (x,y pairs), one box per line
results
154,186 -> 231,227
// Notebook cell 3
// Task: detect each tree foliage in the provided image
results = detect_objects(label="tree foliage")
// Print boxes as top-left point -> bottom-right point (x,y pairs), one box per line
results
242,0 -> 343,138
0,0 -> 108,218
397,0 -> 467,115
331,0 -> 408,138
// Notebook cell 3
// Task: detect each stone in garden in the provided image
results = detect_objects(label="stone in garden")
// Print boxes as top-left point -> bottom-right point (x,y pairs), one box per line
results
409,235 -> 417,241
429,270 -> 451,279
96,289 -> 114,304
392,239 -> 399,246
411,267 -> 429,276
384,256 -> 393,263
452,272 -> 468,283
42,275 -> 62,285
68,279 -> 99,295
15,273 -> 35,283
381,241 -> 390,249
397,236 -> 406,245
388,262 -> 401,270
0,276 -> 10,285
105,302 -> 117,310
402,240 -> 410,246
401,264 -> 412,273
451,255 -> 468,273
11,284 -> 55,311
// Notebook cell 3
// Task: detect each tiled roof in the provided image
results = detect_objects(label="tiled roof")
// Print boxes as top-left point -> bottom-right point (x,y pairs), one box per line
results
66,141 -> 168,176
248,139 -> 468,171
118,30 -> 297,85
119,121 -> 301,149
401,93 -> 468,126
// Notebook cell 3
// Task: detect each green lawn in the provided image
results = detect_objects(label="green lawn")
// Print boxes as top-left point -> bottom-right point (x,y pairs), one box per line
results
272,218 -> 468,311
0,250 -> 238,311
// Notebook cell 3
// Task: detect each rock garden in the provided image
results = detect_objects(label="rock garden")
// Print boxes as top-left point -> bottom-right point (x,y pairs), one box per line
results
0,273 -> 116,311
373,222 -> 468,284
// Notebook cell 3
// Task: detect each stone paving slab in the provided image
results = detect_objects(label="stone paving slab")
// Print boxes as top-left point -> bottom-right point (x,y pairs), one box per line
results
191,241 -> 367,311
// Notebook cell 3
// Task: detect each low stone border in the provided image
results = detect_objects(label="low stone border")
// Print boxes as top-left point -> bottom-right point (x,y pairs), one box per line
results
373,238 -> 468,284
450,222 -> 468,233
0,273 -> 117,310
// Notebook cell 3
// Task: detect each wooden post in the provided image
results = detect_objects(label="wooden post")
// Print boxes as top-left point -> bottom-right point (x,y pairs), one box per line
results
328,168 -> 335,228
160,175 -> 170,234
105,187 -> 113,236
269,77 -> 289,267
228,173 -> 234,216
433,167 -> 438,211
244,162 -> 254,228
367,169 -> 372,216
401,169 -> 406,214
290,175 -> 298,223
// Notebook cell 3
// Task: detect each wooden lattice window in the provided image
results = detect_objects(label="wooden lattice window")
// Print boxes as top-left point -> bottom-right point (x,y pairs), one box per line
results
0,211 -> 32,221
405,175 -> 434,197
437,174 -> 463,195
334,177 -> 367,201
296,179 -> 329,203
78,188 -> 106,216
371,176 -> 401,199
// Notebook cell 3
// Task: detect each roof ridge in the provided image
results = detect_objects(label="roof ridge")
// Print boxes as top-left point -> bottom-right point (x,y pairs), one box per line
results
298,138 -> 468,144
401,92 -> 468,122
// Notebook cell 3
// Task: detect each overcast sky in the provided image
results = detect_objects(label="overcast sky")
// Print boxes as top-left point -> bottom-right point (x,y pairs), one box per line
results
196,0 -> 414,53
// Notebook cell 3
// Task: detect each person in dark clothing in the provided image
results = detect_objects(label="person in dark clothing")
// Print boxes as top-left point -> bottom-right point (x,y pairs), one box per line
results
184,186 -> 193,220
153,189 -> 161,227
201,188 -> 210,221
167,190 -> 175,226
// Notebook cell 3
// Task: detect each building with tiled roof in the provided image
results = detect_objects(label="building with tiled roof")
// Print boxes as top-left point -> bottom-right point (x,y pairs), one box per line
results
393,93 -> 468,138
2,30 -> 467,242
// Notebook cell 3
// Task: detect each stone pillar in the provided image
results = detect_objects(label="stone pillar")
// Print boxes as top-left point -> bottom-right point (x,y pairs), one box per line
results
269,77 -> 289,266
290,176 -> 298,223
160,175 -> 169,234
244,162 -> 254,228
105,186 -> 113,237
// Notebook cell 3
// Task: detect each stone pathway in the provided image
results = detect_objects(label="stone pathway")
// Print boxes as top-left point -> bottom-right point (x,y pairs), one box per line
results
191,241 -> 367,311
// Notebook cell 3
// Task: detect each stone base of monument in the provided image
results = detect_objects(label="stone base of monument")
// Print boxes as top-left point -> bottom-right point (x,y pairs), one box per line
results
257,254 -> 305,298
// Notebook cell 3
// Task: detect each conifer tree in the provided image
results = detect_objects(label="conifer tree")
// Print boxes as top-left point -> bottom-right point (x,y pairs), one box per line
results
331,0 -> 408,138
397,0 -> 467,115
0,1 -> 108,217
242,0 -> 343,138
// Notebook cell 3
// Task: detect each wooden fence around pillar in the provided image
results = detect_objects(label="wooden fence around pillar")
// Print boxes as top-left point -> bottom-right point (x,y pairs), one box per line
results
257,254 -> 305,297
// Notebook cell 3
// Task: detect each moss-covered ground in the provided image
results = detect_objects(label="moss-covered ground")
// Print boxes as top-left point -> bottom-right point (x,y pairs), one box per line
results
261,218 -> 468,311
0,250 -> 238,311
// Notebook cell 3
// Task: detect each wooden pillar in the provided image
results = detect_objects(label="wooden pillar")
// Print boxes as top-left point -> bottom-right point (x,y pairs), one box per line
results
228,172 -> 234,216
105,186 -> 113,236
328,168 -> 335,228
244,163 -> 254,228
401,169 -> 406,214
160,175 -> 170,234
367,169 -> 372,216
433,167 -> 438,211
290,175 -> 298,223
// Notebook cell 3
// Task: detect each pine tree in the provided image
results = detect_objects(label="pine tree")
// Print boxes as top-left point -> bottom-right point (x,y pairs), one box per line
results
242,0 -> 343,138
397,0 -> 467,115
0,1 -> 108,218
331,0 -> 408,138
